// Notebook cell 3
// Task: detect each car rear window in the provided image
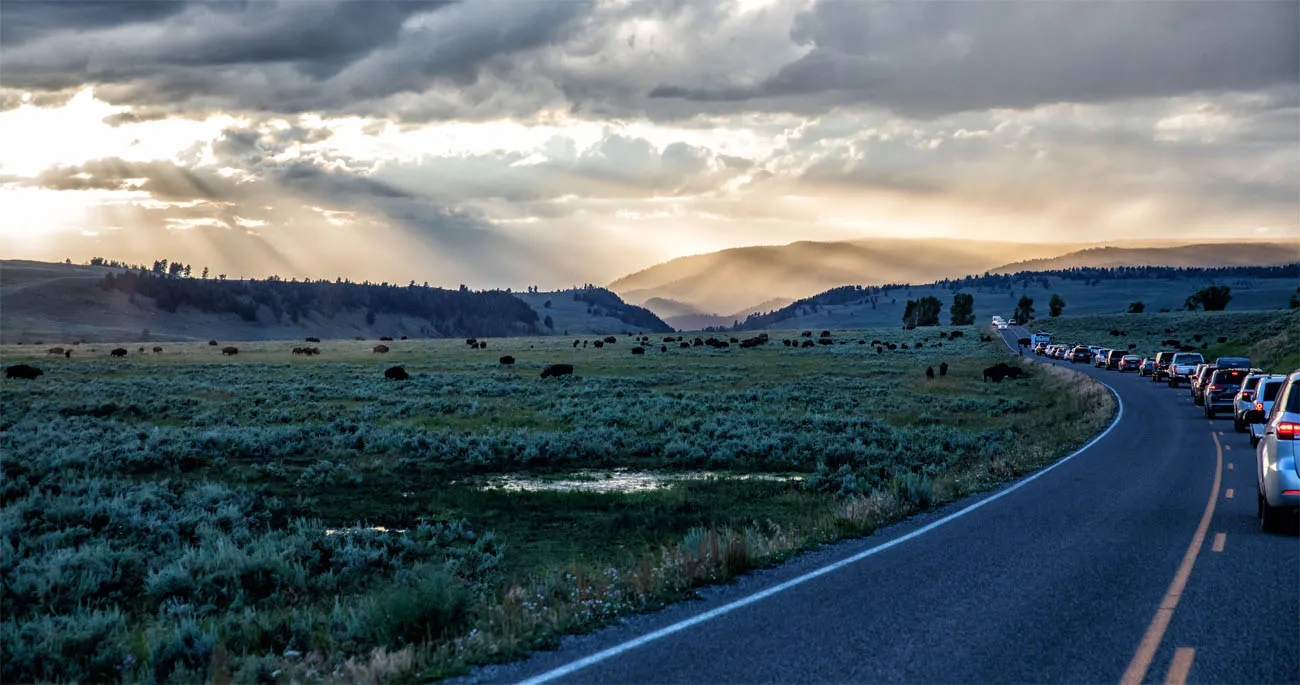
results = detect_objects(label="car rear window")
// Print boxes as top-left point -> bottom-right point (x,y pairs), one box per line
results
1242,376 -> 1262,391
1173,353 -> 1203,364
1262,380 -> 1283,402
1212,370 -> 1247,385
1286,383 -> 1300,414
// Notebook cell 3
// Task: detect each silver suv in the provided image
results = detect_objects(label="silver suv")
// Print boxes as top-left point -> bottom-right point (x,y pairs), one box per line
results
1244,375 -> 1288,447
1245,370 -> 1300,532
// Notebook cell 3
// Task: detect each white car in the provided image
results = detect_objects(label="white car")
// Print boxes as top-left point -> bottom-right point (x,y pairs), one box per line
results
1245,370 -> 1300,532
1241,375 -> 1287,446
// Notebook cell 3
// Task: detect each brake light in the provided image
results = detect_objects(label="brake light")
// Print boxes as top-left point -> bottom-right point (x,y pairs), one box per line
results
1285,490 -> 1300,496
1255,402 -> 1264,411
1240,391 -> 1253,400
1209,385 -> 1221,391
1279,422 -> 1299,440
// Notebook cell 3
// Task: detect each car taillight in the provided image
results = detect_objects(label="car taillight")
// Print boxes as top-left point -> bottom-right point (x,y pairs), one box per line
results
1209,385 -> 1220,390
1278,422 -> 1299,440
1240,392 -> 1253,401
1255,402 -> 1264,411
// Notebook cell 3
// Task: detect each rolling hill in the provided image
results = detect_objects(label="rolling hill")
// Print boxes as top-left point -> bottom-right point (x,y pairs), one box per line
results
992,242 -> 1300,273
611,238 -> 1300,319
0,260 -> 669,343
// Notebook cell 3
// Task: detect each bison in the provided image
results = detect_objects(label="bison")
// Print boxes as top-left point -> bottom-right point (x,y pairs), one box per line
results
46,347 -> 64,355
801,340 -> 815,348
372,344 -> 389,353
384,366 -> 409,381
949,331 -> 964,339
152,346 -> 163,353
110,348 -> 128,357
5,364 -> 43,380
631,346 -> 645,355
466,338 -> 478,346
680,342 -> 690,349
983,363 -> 1027,383
939,362 -> 949,376
499,356 -> 516,365
661,345 -> 667,353
1017,337 -> 1031,347
925,366 -> 935,380
603,336 -> 617,344
306,337 -> 321,343
593,340 -> 605,348
540,363 -> 574,379
380,336 -> 393,341
221,346 -> 238,356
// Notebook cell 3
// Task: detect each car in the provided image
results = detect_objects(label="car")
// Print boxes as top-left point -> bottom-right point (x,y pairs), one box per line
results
1152,351 -> 1177,382
1202,367 -> 1250,418
1094,349 -> 1109,368
1243,370 -> 1300,532
1118,355 -> 1142,372
1214,356 -> 1252,370
1069,346 -> 1092,363
1105,349 -> 1127,370
1237,374 -> 1286,438
1166,352 -> 1204,387
1191,364 -> 1218,405
1138,358 -> 1155,376
1031,331 -> 1053,348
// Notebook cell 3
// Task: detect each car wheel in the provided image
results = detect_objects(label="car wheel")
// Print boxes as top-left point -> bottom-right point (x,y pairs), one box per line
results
1259,491 -> 1287,534
1234,416 -> 1245,433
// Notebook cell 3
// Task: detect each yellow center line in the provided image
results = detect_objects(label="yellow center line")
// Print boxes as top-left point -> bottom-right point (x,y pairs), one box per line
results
1225,489 -> 1234,499
1165,648 -> 1195,685
1224,444 -> 1231,451
1227,463 -> 1234,471
1120,433 -> 1222,685
1212,533 -> 1225,552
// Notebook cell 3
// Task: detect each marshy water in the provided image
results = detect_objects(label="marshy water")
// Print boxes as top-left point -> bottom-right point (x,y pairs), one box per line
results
478,469 -> 803,493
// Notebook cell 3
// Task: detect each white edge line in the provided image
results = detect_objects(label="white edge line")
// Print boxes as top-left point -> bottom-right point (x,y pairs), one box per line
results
517,371 -> 1124,685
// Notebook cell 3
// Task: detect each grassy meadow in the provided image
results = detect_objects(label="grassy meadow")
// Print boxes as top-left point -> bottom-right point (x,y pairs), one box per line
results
1,327 -> 1115,682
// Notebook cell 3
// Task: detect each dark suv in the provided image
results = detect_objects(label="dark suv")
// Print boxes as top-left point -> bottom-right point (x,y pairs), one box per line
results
1152,351 -> 1176,382
1214,356 -> 1251,370
1105,349 -> 1127,370
1070,346 -> 1092,363
1204,368 -> 1250,418
1192,364 -> 1218,406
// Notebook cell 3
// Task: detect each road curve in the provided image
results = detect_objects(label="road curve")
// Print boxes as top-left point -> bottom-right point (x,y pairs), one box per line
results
474,328 -> 1298,684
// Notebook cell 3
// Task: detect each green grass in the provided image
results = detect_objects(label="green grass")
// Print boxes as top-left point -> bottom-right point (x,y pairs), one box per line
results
1,327 -> 1115,682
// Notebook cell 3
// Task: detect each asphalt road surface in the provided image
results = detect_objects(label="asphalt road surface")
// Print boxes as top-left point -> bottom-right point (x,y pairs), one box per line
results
475,326 -> 1298,684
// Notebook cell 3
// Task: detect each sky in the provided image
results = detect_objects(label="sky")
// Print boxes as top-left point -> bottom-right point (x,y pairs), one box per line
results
1,0 -> 1297,289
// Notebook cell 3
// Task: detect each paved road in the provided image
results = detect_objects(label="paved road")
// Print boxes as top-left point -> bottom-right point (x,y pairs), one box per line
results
478,328 -> 1298,684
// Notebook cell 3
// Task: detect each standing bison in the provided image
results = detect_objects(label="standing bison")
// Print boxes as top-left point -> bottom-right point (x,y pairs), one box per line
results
5,364 -> 43,380
499,356 -> 516,365
222,346 -> 239,356
372,345 -> 389,354
110,348 -> 128,357
940,362 -> 949,377
540,364 -> 574,379
384,366 -> 409,381
631,346 -> 645,355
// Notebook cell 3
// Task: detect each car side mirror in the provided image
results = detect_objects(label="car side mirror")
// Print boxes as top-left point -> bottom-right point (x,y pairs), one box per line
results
1243,409 -> 1266,425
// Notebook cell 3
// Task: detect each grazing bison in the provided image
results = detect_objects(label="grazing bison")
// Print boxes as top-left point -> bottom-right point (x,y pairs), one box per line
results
401,336 -> 408,340
499,356 -> 515,365
221,346 -> 238,356
661,345 -> 667,353
208,340 -> 218,346
817,338 -> 833,346
5,364 -> 43,380
384,366 -> 409,381
65,350 -> 71,359
949,331 -> 964,339
782,340 -> 792,347
110,348 -> 128,357
477,341 -> 487,349
876,346 -> 883,354
925,366 -> 935,380
887,343 -> 898,350
940,362 -> 949,376
573,339 -> 580,348
372,344 -> 389,354
379,336 -> 393,341
983,363 -> 1027,383
466,338 -> 478,346
901,344 -> 909,350
540,363 -> 574,379
801,340 -> 815,348
306,337 -> 321,343
152,346 -> 163,353
631,346 -> 645,355
593,340 -> 605,348
680,342 -> 690,349
603,336 -> 617,344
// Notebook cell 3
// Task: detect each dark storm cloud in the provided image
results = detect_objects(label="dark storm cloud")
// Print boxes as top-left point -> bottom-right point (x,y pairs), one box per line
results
650,1 -> 1300,117
0,0 -> 190,46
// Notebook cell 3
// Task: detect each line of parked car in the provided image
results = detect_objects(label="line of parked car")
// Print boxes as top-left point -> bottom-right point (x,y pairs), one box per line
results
1033,340 -> 1299,532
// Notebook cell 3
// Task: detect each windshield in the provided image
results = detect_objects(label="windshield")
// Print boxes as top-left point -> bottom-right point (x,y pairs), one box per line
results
1211,369 -> 1246,385
1173,353 -> 1203,364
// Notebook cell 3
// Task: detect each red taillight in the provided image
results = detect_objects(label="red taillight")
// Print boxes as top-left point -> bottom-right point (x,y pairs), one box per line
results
1284,490 -> 1300,496
1255,402 -> 1264,411
1278,422 -> 1299,440
1209,385 -> 1221,390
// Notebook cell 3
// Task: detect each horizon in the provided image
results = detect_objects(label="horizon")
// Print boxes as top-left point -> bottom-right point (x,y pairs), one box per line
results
2,1 -> 1298,290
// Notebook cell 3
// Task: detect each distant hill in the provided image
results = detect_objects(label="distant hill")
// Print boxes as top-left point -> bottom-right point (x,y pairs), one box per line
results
992,243 -> 1300,273
513,288 -> 672,335
734,265 -> 1299,332
0,261 -> 668,343
610,239 -> 1088,316
662,297 -> 797,332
